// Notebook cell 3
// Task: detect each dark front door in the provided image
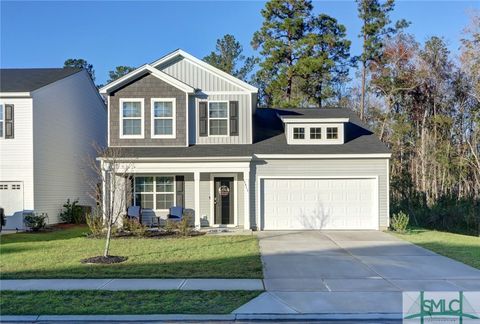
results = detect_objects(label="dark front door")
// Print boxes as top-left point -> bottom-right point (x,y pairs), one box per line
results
214,177 -> 234,225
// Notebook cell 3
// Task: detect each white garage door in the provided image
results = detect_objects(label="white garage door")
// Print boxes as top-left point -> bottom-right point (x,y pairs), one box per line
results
0,181 -> 24,216
261,178 -> 377,230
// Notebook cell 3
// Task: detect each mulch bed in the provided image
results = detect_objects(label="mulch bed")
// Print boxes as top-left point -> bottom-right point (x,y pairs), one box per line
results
80,255 -> 128,264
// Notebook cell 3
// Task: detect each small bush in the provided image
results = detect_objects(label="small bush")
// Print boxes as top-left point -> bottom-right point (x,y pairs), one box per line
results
59,199 -> 88,224
86,209 -> 104,237
164,214 -> 194,237
24,213 -> 47,232
391,211 -> 409,233
123,217 -> 148,236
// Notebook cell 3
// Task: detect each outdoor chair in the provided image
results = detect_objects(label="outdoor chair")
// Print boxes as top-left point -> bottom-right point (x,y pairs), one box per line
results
127,206 -> 142,223
167,206 -> 183,221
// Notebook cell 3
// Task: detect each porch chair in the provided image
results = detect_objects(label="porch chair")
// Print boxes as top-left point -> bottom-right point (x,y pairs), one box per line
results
127,206 -> 142,223
167,206 -> 183,221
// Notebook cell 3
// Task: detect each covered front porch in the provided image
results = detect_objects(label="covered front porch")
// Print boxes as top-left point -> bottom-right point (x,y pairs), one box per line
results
108,158 -> 252,229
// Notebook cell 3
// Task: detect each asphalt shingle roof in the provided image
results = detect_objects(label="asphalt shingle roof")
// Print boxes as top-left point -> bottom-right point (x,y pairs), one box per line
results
111,108 -> 390,158
0,68 -> 82,92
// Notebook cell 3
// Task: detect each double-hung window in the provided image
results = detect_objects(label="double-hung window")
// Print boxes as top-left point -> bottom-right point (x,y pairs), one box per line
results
0,104 -> 3,138
208,101 -> 229,136
134,176 -> 175,210
120,99 -> 144,138
151,98 -> 176,138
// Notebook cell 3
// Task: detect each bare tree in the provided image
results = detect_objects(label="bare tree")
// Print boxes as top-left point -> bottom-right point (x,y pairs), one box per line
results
87,144 -> 133,258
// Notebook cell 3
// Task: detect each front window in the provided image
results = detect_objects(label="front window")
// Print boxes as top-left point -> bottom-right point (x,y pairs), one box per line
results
120,99 -> 143,138
152,99 -> 175,138
0,104 -> 3,138
134,176 -> 175,210
310,127 -> 322,139
327,127 -> 338,139
209,102 -> 228,136
293,127 -> 305,139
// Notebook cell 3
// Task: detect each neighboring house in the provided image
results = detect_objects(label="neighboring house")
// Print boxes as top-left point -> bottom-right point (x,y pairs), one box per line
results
99,49 -> 391,231
0,68 -> 107,228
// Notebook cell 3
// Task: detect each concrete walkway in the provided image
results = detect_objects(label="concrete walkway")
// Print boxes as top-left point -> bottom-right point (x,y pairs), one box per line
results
0,278 -> 264,291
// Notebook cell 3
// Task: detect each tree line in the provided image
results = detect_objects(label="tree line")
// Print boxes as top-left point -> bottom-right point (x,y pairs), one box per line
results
64,0 -> 479,234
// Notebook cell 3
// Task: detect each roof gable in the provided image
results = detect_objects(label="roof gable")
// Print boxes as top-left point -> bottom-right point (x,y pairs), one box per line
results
151,49 -> 258,93
99,65 -> 195,94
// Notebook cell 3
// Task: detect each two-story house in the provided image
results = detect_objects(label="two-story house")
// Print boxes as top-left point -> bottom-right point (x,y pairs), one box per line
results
0,68 -> 107,228
99,49 -> 391,231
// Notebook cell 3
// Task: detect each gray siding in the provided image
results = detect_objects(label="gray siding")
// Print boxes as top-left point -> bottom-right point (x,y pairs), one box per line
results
193,94 -> 252,144
109,73 -> 187,147
251,158 -> 389,230
156,57 -> 244,92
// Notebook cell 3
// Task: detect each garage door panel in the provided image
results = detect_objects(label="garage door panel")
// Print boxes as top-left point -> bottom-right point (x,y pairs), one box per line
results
262,178 -> 377,230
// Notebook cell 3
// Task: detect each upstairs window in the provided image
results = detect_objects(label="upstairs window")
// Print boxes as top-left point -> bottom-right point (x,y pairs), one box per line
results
310,127 -> 322,139
208,101 -> 229,136
327,127 -> 338,139
120,99 -> 144,138
152,99 -> 176,138
293,127 -> 305,139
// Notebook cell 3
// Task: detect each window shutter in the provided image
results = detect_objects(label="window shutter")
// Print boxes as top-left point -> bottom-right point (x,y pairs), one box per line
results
199,102 -> 208,137
175,175 -> 185,207
5,104 -> 14,139
229,101 -> 239,136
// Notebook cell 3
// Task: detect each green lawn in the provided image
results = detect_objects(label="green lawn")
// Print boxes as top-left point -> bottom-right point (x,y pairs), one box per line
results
394,229 -> 480,269
0,226 -> 262,279
0,290 -> 261,315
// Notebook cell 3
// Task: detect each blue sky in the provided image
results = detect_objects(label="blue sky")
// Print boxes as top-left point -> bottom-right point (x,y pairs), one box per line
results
1,1 -> 478,85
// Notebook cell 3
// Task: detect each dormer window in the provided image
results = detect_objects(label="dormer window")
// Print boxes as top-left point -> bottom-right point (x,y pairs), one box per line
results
293,127 -> 305,139
310,127 -> 322,139
327,127 -> 338,139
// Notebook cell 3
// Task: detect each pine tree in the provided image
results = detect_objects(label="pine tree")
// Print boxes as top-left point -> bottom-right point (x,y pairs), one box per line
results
107,66 -> 136,83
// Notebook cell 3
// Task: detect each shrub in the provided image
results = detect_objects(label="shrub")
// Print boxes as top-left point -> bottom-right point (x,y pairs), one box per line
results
24,213 -> 47,232
59,199 -> 88,224
390,211 -> 409,233
164,214 -> 194,237
86,209 -> 105,237
123,217 -> 148,236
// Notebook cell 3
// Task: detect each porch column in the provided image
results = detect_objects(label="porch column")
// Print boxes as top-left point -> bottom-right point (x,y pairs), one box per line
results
243,170 -> 250,230
194,171 -> 201,228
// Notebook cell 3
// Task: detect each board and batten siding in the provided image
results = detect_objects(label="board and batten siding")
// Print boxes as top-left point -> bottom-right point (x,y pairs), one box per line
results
251,158 -> 390,230
109,73 -> 187,147
32,71 -> 107,223
193,94 -> 252,144
156,57 -> 244,92
0,97 -> 35,212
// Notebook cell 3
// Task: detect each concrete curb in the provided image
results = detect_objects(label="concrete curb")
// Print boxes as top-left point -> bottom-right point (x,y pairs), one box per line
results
0,313 -> 403,322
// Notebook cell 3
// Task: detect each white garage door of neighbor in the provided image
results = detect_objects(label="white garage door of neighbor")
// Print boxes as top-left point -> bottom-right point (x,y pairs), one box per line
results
0,181 -> 24,216
261,178 -> 377,230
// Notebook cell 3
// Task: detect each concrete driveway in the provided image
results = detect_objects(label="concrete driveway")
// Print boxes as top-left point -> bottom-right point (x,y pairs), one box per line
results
234,231 -> 480,317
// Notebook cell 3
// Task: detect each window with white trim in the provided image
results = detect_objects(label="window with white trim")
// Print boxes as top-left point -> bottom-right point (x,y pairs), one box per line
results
0,104 -> 3,138
327,127 -> 338,139
152,99 -> 175,138
134,176 -> 175,210
293,127 -> 305,139
310,127 -> 322,139
120,99 -> 143,138
208,101 -> 229,136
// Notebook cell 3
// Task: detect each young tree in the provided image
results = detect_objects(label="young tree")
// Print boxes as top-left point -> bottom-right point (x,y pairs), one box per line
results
300,14 -> 352,108
203,34 -> 257,81
64,58 -> 95,82
88,145 -> 132,259
252,0 -> 314,107
356,0 -> 408,120
107,66 -> 136,83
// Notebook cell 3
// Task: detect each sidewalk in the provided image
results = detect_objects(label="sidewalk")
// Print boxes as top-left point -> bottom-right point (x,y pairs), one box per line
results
0,279 -> 264,291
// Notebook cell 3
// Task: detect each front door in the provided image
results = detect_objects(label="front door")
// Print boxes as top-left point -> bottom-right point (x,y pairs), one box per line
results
214,177 -> 234,225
